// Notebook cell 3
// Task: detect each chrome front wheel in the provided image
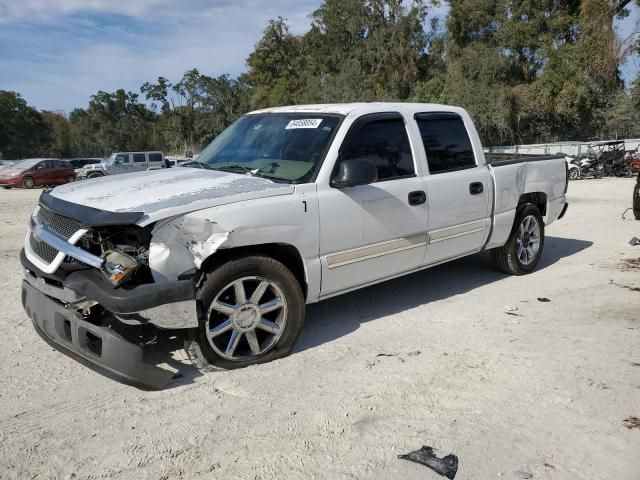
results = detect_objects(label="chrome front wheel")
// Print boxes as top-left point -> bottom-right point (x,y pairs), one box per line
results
207,276 -> 288,361
185,255 -> 305,371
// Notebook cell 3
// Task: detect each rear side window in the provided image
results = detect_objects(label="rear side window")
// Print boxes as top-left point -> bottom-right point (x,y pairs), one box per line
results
148,153 -> 163,163
133,153 -> 146,163
415,113 -> 476,174
58,160 -> 72,168
340,115 -> 414,181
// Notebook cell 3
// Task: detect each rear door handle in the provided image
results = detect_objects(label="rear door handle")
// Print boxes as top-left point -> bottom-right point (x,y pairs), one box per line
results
469,182 -> 484,195
408,190 -> 426,206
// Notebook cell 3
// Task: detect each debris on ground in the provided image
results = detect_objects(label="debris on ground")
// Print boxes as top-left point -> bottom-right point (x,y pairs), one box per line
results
544,463 -> 556,469
621,258 -> 640,270
537,297 -> 551,302
504,304 -> 519,312
505,312 -> 524,317
631,363 -> 640,367
628,237 -> 640,246
407,350 -> 421,356
398,445 -> 458,479
615,283 -> 640,293
623,416 -> 640,429
515,471 -> 533,479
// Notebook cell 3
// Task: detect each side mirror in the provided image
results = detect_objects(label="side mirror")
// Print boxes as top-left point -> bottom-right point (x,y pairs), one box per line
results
331,159 -> 378,188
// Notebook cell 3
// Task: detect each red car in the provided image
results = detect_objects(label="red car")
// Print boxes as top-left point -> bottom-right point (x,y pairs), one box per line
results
0,158 -> 76,189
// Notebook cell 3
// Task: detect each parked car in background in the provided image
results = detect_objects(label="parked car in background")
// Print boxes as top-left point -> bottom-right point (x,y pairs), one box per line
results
77,151 -> 165,179
0,159 -> 75,189
67,158 -> 102,174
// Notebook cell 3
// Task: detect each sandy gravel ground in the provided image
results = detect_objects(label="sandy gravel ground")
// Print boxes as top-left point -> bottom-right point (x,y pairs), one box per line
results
0,178 -> 639,480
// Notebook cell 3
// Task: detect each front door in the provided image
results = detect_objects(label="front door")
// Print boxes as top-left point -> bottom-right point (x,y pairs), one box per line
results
112,153 -> 133,174
413,112 -> 492,264
318,113 -> 428,296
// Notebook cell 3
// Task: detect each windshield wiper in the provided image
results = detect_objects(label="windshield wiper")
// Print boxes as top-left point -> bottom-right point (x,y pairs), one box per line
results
210,165 -> 253,174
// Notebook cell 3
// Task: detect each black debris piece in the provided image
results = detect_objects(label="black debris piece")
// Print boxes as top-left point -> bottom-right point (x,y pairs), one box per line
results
628,237 -> 640,246
398,445 -> 458,479
537,297 -> 551,302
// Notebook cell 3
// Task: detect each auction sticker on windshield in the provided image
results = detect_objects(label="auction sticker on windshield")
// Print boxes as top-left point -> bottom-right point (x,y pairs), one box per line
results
285,119 -> 323,129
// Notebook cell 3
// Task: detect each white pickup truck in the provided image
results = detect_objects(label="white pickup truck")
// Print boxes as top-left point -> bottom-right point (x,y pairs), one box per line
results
20,103 -> 568,388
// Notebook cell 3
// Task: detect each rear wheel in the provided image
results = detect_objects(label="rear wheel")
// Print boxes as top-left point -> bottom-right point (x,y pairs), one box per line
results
22,177 -> 34,189
491,204 -> 545,275
185,255 -> 305,372
568,168 -> 579,180
633,182 -> 640,220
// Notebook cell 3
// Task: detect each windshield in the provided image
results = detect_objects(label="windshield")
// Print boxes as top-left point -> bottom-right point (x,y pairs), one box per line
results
197,113 -> 342,183
9,159 -> 41,170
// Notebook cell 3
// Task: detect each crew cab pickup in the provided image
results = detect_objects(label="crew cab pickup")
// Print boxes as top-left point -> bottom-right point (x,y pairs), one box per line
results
20,103 -> 568,388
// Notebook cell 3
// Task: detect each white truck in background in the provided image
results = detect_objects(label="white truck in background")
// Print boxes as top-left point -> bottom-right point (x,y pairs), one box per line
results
77,151 -> 166,179
21,103 -> 568,388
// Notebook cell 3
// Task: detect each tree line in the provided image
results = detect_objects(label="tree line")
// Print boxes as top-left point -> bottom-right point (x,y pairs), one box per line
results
1,0 -> 639,160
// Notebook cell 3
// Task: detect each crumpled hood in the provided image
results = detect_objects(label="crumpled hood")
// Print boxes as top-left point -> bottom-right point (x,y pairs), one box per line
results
50,168 -> 294,224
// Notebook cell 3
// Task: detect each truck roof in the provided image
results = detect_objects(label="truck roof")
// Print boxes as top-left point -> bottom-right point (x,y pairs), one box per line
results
249,102 -> 466,117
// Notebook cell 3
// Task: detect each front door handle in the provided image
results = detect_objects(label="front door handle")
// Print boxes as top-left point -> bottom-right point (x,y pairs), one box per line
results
408,190 -> 426,206
469,182 -> 484,195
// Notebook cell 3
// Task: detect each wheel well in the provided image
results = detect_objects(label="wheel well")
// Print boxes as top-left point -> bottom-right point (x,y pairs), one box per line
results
199,243 -> 308,299
518,192 -> 547,216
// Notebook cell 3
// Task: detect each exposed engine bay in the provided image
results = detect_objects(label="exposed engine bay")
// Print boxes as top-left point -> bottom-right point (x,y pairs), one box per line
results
75,225 -> 154,286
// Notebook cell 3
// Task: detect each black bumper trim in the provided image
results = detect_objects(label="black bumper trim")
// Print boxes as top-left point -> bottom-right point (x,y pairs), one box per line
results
558,202 -> 569,220
20,248 -> 196,313
22,280 -> 174,390
39,190 -> 145,226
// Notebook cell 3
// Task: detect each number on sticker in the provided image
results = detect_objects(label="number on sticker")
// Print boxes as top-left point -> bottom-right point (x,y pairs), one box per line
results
285,119 -> 323,129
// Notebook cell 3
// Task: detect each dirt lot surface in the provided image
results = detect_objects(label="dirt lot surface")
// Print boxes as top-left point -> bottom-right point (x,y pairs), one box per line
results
1,178 -> 639,480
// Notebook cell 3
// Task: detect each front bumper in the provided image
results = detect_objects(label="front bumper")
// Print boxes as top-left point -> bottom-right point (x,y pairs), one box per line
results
20,248 -> 199,328
21,280 -> 175,389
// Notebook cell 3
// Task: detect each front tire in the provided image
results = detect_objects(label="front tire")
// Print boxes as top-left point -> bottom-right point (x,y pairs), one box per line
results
568,168 -> 579,180
633,182 -> 640,220
491,204 -> 545,275
87,172 -> 103,179
67,175 -> 76,183
185,255 -> 305,372
22,176 -> 34,189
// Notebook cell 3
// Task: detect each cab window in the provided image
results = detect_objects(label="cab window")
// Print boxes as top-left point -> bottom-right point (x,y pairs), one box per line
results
133,153 -> 146,163
115,154 -> 130,163
415,113 -> 476,174
339,114 -> 415,181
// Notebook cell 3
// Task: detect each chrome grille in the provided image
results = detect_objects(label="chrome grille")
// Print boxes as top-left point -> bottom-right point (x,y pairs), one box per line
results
29,233 -> 59,263
37,206 -> 84,239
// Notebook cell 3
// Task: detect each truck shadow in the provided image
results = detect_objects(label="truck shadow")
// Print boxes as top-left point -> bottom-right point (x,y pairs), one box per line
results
295,236 -> 592,353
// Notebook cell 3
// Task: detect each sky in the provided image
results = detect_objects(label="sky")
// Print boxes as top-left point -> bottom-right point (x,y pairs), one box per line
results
0,0 -> 637,113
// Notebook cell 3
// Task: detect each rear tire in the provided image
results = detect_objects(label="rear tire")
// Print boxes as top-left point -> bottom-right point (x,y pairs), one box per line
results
22,177 -> 34,189
491,204 -> 545,275
633,182 -> 640,220
568,168 -> 579,180
185,255 -> 305,372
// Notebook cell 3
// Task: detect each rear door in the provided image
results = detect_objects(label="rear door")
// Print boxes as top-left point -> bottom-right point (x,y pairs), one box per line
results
413,112 -> 492,264
147,152 -> 164,169
132,153 -> 147,172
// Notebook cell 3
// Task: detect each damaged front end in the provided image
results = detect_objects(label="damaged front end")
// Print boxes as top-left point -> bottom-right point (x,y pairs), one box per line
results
20,192 -> 205,389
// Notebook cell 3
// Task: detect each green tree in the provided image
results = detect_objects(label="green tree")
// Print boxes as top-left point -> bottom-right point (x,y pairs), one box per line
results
0,91 -> 51,159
